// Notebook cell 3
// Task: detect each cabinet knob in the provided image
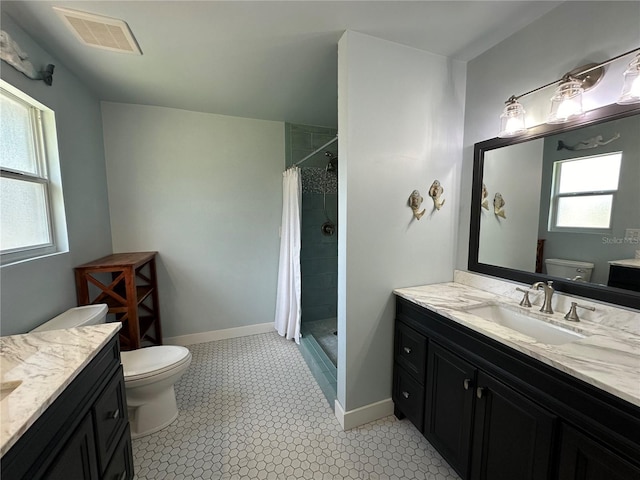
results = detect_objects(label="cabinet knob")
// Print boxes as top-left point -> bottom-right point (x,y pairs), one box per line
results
110,408 -> 120,420
463,378 -> 472,390
403,347 -> 412,354
476,387 -> 485,399
402,391 -> 410,399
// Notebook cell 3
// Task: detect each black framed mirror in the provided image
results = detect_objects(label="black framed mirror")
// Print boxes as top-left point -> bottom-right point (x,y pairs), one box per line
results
469,102 -> 640,310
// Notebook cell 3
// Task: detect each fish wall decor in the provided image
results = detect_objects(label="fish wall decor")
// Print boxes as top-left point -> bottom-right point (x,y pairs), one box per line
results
428,180 -> 445,210
557,132 -> 620,151
493,192 -> 506,219
408,190 -> 426,220
481,183 -> 489,210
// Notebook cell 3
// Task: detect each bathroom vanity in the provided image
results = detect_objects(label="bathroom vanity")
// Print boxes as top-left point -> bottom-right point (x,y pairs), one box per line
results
393,282 -> 640,480
0,324 -> 134,480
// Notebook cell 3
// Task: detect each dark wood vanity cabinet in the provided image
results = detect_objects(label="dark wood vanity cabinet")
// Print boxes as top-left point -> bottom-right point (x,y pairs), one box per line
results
393,296 -> 640,480
1,336 -> 134,480
424,342 -> 475,478
470,371 -> 555,480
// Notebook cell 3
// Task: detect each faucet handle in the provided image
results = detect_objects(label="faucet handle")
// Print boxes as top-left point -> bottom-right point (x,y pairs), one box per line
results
515,287 -> 532,307
564,302 -> 596,322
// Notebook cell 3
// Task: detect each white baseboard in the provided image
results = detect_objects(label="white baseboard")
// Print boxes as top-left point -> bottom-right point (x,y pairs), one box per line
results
334,398 -> 394,431
164,322 -> 274,346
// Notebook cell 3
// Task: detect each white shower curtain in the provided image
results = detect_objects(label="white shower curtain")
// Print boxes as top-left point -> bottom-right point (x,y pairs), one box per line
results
274,166 -> 302,344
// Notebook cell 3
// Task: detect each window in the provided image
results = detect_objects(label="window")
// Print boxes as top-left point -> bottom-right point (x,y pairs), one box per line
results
1,81 -> 67,264
549,152 -> 622,232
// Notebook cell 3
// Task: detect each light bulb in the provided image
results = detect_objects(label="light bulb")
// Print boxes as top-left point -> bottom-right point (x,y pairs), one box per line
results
505,116 -> 525,134
556,98 -> 581,120
618,54 -> 640,105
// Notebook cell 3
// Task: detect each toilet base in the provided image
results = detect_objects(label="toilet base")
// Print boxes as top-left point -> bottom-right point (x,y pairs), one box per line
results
128,386 -> 179,439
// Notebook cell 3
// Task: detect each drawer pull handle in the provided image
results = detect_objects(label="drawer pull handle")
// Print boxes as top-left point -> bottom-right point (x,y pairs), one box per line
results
476,387 -> 485,399
110,409 -> 120,420
403,347 -> 412,354
463,378 -> 472,390
402,391 -> 410,399
118,471 -> 127,480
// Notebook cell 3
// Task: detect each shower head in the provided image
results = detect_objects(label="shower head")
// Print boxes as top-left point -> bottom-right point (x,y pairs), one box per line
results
324,151 -> 338,172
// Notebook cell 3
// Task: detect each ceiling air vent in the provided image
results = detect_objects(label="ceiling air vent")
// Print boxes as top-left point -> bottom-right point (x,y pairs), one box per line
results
53,7 -> 142,55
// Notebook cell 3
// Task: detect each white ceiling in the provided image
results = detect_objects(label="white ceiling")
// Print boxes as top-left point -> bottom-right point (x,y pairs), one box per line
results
1,1 -> 562,128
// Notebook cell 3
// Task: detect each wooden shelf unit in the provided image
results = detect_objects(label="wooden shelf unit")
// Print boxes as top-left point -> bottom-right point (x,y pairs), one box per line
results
74,252 -> 163,350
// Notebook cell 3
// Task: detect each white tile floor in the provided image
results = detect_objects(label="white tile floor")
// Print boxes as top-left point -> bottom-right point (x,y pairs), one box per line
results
131,332 -> 460,480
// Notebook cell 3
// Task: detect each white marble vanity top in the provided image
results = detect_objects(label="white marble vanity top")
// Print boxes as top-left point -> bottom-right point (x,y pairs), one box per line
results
608,258 -> 640,269
394,281 -> 640,408
0,323 -> 121,456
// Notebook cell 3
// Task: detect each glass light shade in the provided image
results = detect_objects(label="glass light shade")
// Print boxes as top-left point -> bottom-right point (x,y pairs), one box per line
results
498,99 -> 526,138
548,79 -> 584,124
618,55 -> 640,104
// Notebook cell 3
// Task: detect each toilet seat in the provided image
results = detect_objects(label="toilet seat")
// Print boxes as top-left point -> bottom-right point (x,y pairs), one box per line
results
121,346 -> 191,382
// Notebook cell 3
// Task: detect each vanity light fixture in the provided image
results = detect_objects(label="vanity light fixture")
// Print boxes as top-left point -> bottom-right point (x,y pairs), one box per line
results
498,96 -> 527,137
497,47 -> 640,137
618,53 -> 640,104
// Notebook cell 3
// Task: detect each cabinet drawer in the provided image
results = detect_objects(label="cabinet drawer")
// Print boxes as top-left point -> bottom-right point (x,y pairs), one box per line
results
103,425 -> 134,480
43,413 -> 99,480
393,365 -> 425,432
93,367 -> 128,474
395,322 -> 427,382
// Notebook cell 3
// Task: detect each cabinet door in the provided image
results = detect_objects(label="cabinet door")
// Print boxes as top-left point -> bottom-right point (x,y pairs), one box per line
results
424,342 -> 476,479
471,371 -> 556,480
557,424 -> 640,480
43,414 -> 99,480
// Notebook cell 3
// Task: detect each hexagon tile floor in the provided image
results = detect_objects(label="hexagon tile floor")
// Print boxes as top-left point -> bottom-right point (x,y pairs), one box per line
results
131,332 -> 461,480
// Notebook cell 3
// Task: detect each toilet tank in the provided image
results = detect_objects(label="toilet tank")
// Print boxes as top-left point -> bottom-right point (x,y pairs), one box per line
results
31,304 -> 108,332
545,258 -> 594,282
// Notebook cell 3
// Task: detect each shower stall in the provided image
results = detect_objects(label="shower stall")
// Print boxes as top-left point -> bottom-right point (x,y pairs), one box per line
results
285,123 -> 338,404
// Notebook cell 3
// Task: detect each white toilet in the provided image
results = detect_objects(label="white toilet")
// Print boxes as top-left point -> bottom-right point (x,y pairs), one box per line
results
545,258 -> 595,282
32,304 -> 192,438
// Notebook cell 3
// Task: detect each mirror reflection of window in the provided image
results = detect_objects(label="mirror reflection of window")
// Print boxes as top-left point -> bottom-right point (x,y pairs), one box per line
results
549,152 -> 622,232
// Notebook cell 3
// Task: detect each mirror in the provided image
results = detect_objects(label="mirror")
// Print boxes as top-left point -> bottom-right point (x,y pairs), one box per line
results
469,103 -> 640,310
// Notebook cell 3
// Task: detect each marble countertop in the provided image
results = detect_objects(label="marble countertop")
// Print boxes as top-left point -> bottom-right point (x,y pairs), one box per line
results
608,258 -> 640,269
0,323 -> 121,456
394,282 -> 640,408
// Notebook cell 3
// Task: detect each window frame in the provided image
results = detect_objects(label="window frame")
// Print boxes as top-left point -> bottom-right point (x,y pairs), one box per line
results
548,152 -> 622,235
1,80 -> 67,265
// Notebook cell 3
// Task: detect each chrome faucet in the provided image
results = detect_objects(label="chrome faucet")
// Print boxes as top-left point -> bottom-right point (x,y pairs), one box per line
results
532,280 -> 554,314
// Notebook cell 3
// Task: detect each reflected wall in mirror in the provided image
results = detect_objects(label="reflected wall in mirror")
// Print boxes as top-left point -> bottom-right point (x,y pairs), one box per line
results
470,103 -> 640,310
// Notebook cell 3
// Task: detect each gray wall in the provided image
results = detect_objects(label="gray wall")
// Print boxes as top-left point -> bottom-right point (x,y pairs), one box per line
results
457,1 -> 640,272
101,103 -> 284,338
0,13 -> 112,335
338,31 -> 466,412
538,115 -> 640,285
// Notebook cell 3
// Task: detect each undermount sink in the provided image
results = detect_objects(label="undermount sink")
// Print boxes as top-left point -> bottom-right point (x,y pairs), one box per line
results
1,381 -> 22,401
464,304 -> 586,345
0,355 -> 22,401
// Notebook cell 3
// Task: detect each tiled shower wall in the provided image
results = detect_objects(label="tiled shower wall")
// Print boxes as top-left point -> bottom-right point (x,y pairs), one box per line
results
285,124 -> 338,324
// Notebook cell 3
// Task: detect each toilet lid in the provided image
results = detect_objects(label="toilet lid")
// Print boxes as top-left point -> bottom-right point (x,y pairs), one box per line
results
121,345 -> 191,379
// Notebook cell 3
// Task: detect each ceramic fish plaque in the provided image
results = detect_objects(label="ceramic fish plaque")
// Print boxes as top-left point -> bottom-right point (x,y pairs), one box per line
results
408,190 -> 426,220
429,180 -> 445,210
493,192 -> 506,219
481,183 -> 489,210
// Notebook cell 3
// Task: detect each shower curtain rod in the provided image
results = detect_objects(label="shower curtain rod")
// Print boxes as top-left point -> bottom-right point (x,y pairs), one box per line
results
293,135 -> 338,167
